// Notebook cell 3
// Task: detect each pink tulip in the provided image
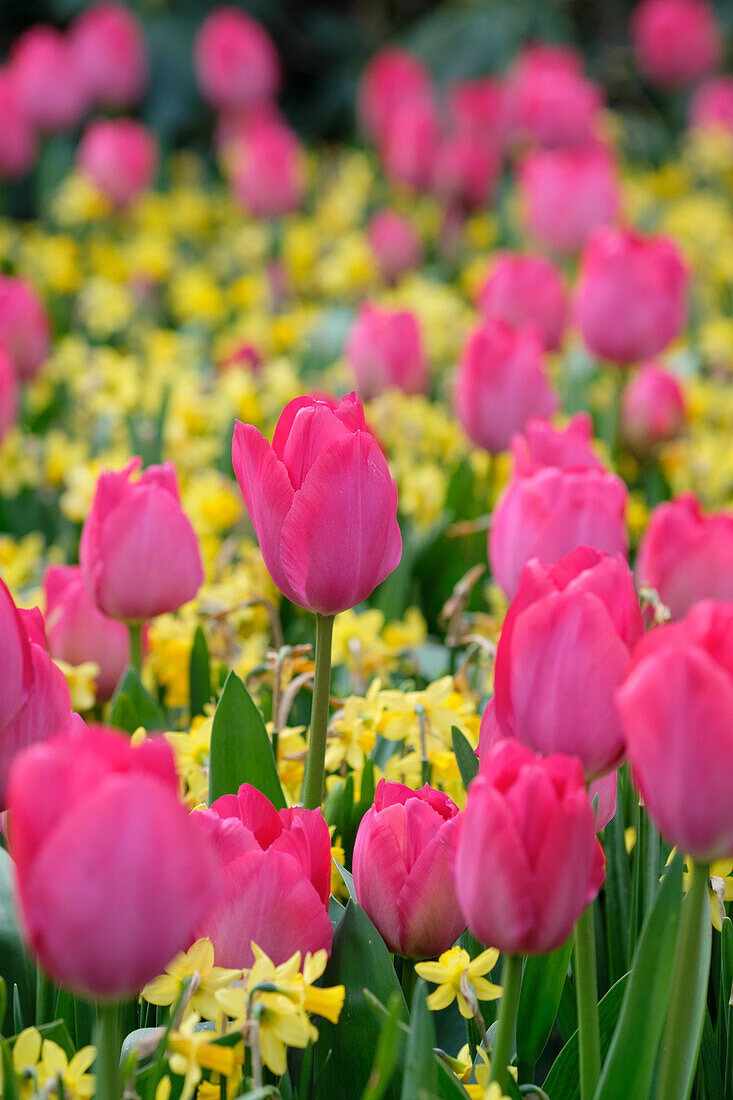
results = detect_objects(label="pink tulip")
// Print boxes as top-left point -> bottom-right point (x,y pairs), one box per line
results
358,47 -> 432,143
194,6 -> 280,111
632,0 -> 721,88
232,392 -> 401,616
345,305 -> 427,401
617,600 -> 733,860
448,77 -> 507,147
494,548 -> 643,777
353,780 -> 466,958
367,210 -> 423,284
0,73 -> 36,180
620,362 -> 686,455
80,457 -> 204,623
454,319 -> 558,454
231,120 -> 304,218
519,145 -> 620,254
196,783 -> 331,967
0,345 -> 18,443
380,94 -> 440,192
490,466 -> 628,599
77,119 -> 157,209
69,1 -> 147,109
689,77 -> 733,135
433,132 -> 500,210
455,741 -> 604,954
505,43 -> 603,148
9,26 -> 88,133
8,725 -> 218,998
477,251 -> 566,351
0,578 -> 34,735
636,495 -> 733,619
44,565 -> 131,701
510,414 -> 603,477
0,276 -> 51,383
574,226 -> 689,365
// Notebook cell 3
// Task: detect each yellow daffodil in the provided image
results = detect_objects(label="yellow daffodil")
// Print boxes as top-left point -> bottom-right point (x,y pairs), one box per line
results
143,938 -> 242,1022
415,946 -> 502,1019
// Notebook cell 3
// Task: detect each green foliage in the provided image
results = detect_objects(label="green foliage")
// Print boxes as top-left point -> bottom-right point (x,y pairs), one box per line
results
208,671 -> 285,807
109,668 -> 167,735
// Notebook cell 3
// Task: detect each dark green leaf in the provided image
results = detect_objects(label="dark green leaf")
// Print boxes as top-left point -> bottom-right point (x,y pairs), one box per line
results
700,1008 -> 724,1100
516,938 -> 573,1072
0,1035 -> 19,1100
451,726 -> 478,791
542,974 -> 630,1100
109,669 -> 166,735
362,992 -> 404,1100
603,797 -> 631,983
189,626 -> 212,719
721,918 -> 733,1093
333,862 -> 356,903
401,981 -> 437,1099
208,672 -> 285,808
0,851 -> 34,1034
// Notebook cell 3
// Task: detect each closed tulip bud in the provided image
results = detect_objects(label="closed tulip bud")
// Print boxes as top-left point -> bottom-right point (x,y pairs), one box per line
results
231,120 -> 305,218
510,413 -> 603,477
620,362 -> 686,455
632,0 -> 721,88
636,495 -> 733,619
232,392 -> 401,616
456,741 -> 605,954
490,466 -> 628,599
0,345 -> 18,442
448,77 -> 507,146
367,210 -> 423,284
519,146 -> 620,255
454,319 -> 559,454
194,6 -> 280,111
9,26 -> 88,133
353,780 -> 466,959
0,74 -> 36,181
345,305 -> 427,401
494,548 -> 644,777
505,44 -> 603,149
617,601 -> 733,861
0,276 -> 51,383
80,457 -> 204,623
689,77 -> 733,135
477,251 -> 566,351
574,226 -> 689,365
69,1 -> 147,109
8,725 -> 219,998
44,565 -> 131,701
433,132 -> 500,211
380,94 -> 440,192
77,119 -> 157,209
358,47 -> 432,143
196,784 -> 332,967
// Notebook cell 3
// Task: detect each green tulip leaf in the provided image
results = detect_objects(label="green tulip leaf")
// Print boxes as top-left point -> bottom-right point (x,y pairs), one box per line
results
208,671 -> 285,808
362,992 -> 405,1100
0,851 -> 33,1035
542,973 -> 629,1100
451,726 -> 479,791
401,980 -> 437,1099
109,669 -> 166,735
516,937 -> 573,1073
189,625 -> 212,719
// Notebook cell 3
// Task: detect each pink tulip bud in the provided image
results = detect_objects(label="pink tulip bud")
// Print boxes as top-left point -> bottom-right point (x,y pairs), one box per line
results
196,783 -> 332,967
194,6 -> 280,111
232,392 -> 401,616
69,1 -> 147,109
8,725 -> 219,998
345,305 -> 427,401
380,94 -> 440,192
574,226 -> 689,365
358,47 -> 432,143
689,76 -> 733,135
433,131 -> 500,210
510,414 -> 603,477
632,0 -> 721,88
519,145 -> 620,254
505,43 -> 603,149
456,741 -> 605,954
367,210 -> 423,284
477,251 -> 566,351
231,120 -> 305,218
0,72 -> 36,181
494,548 -> 644,778
454,319 -> 559,454
44,565 -> 131,702
9,26 -> 88,133
0,345 -> 18,443
448,77 -> 507,147
77,118 -> 157,209
80,457 -> 204,623
620,362 -> 686,455
353,780 -> 466,959
618,600 -> 733,861
0,276 -> 51,383
636,495 -> 733,619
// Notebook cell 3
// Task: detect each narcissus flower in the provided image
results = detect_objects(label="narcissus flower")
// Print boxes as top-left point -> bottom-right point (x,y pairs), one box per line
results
415,945 -> 502,1017
142,938 -> 242,1021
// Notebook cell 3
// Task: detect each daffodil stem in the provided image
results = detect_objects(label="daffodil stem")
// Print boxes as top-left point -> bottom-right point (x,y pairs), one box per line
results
94,1001 -> 121,1100
128,622 -> 143,676
490,954 -> 523,1091
302,613 -> 335,810
657,860 -> 712,1100
575,903 -> 601,1100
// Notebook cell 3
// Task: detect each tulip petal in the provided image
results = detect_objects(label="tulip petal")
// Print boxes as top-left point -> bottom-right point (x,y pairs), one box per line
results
396,817 -> 466,959
352,805 -> 407,955
0,577 -> 34,732
278,404 -> 353,491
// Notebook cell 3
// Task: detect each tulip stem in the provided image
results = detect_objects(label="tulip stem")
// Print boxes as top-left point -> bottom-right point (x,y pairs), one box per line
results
490,953 -> 522,1091
656,860 -> 712,1100
574,903 -> 601,1100
94,1001 -> 121,1100
302,613 -> 335,810
128,622 -> 143,675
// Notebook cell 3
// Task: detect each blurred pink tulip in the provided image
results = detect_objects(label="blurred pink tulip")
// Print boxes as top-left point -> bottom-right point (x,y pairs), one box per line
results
433,131 -> 500,210
477,251 -> 566,351
231,120 -> 304,218
689,77 -> 733,135
69,1 -> 148,109
77,118 -> 157,209
0,72 -> 36,180
632,0 -> 721,88
9,26 -> 88,133
0,276 -> 51,383
620,362 -> 686,455
505,43 -> 603,148
345,304 -> 427,401
519,145 -> 620,254
380,94 -> 440,192
510,414 -> 603,477
448,77 -> 507,147
194,6 -> 280,110
358,47 -> 432,143
367,210 -> 423,284
0,345 -> 19,443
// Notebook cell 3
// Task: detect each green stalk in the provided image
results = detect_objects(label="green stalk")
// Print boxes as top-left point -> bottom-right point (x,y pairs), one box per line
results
127,622 -> 143,675
656,860 -> 712,1100
574,903 -> 601,1100
35,967 -> 54,1025
490,954 -> 523,1091
94,1002 -> 121,1100
302,613 -> 335,810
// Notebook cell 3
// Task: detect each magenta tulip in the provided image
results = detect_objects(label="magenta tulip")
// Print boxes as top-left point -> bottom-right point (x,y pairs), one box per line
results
353,780 -> 466,959
620,362 -> 686,455
617,600 -> 733,860
477,251 -> 566,352
9,26 -> 88,134
455,740 -> 605,954
80,457 -> 203,623
345,304 -> 427,401
505,43 -> 603,149
0,345 -> 18,443
231,120 -> 305,219
632,0 -> 721,88
367,210 -> 423,284
690,77 -> 733,135
77,118 -> 157,209
358,47 -> 432,144
194,6 -> 280,111
69,1 -> 148,109
510,414 -> 603,477
0,74 -> 36,181
0,577 -> 34,734
0,276 -> 51,382
232,392 -> 401,616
